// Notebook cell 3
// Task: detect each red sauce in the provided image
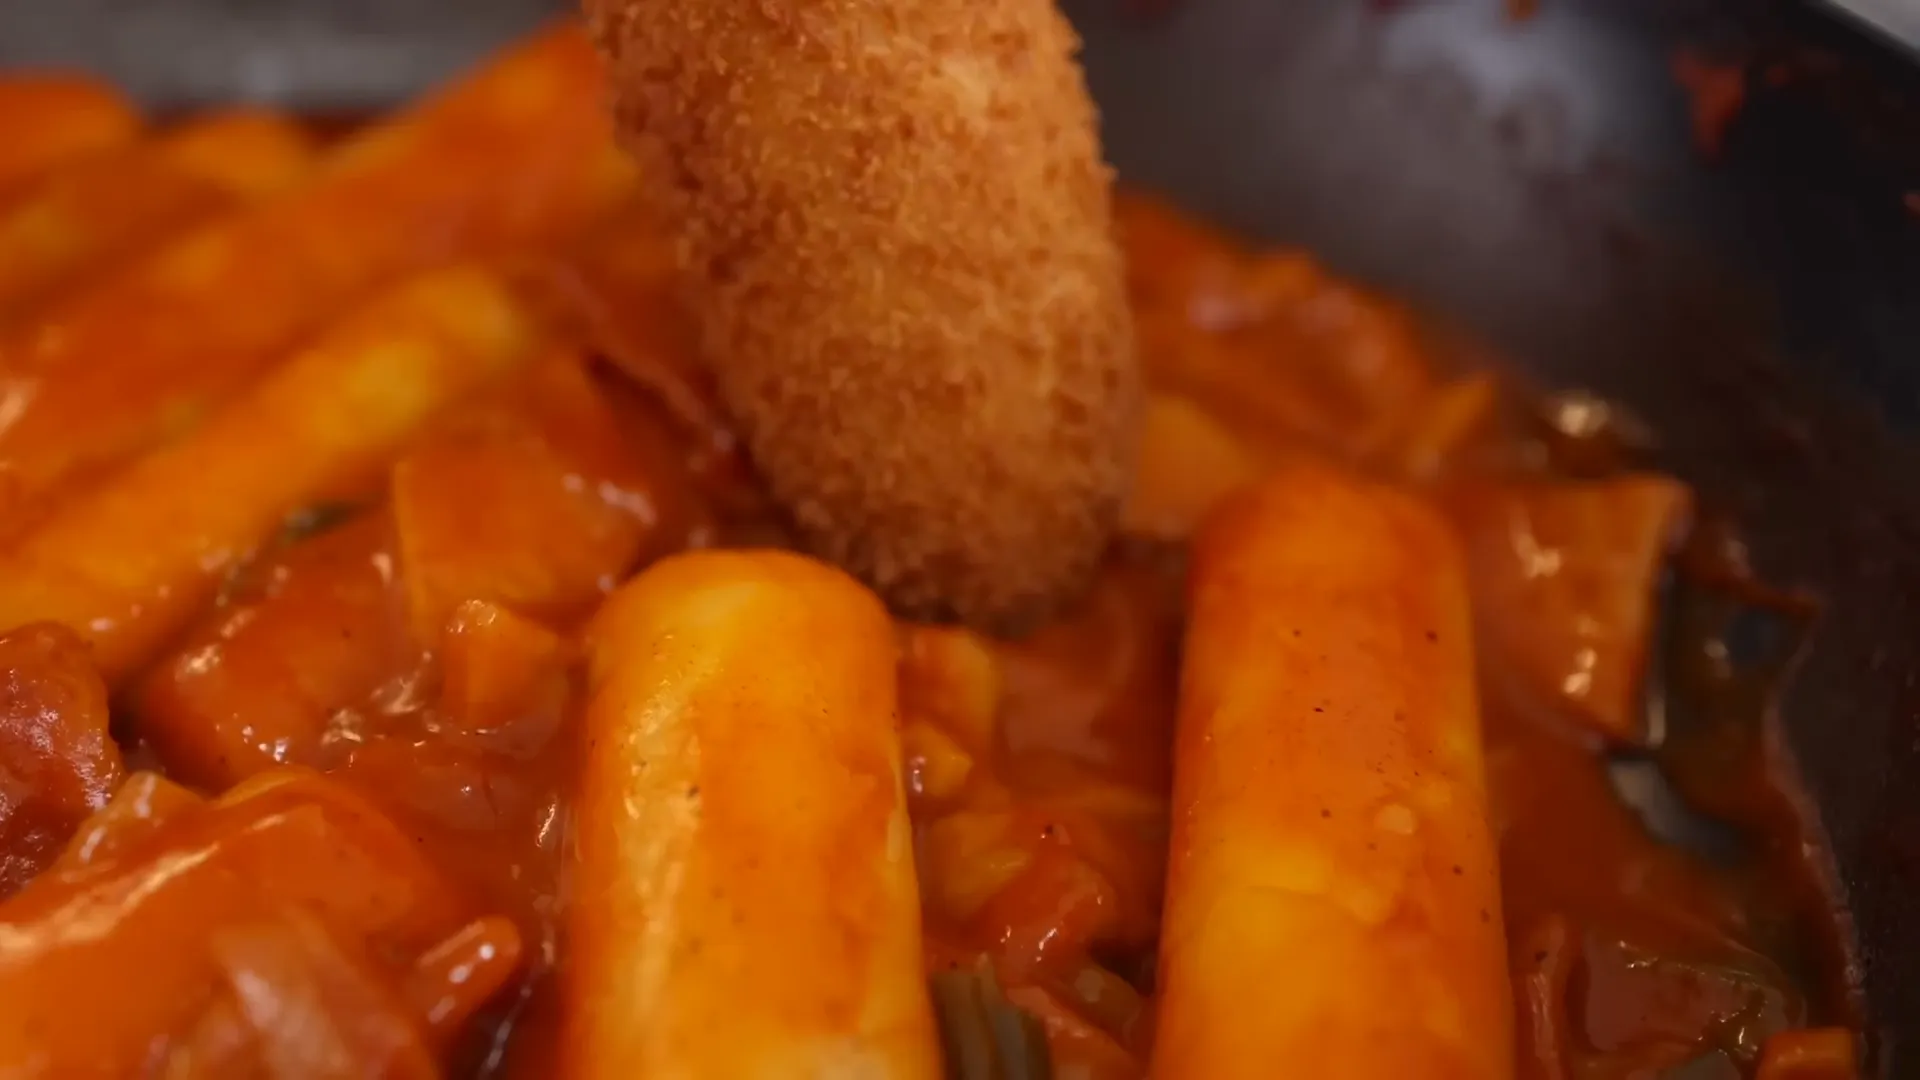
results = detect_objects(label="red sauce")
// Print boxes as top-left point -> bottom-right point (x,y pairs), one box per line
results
1672,51 -> 1751,160
0,119 -> 1857,1079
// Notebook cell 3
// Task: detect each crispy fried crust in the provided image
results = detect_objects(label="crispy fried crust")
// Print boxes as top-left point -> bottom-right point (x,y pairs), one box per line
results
585,0 -> 1141,628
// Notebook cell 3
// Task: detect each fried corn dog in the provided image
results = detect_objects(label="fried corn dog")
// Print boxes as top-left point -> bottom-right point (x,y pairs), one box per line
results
585,0 -> 1141,629
1152,463 -> 1514,1080
568,549 -> 941,1079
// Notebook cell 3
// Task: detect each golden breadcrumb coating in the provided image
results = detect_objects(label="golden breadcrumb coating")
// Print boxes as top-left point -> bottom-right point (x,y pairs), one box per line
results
585,0 -> 1141,628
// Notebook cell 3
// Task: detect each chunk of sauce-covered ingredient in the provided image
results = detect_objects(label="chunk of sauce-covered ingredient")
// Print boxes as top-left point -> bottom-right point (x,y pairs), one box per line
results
1153,464 -> 1512,1080
568,550 -> 941,1079
0,769 -> 516,1077
0,622 -> 124,895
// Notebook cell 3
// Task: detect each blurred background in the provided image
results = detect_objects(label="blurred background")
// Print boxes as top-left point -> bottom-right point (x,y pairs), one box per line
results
0,0 -> 560,108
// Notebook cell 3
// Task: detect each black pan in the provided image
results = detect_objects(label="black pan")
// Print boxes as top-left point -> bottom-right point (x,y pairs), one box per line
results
4,0 -> 1915,1074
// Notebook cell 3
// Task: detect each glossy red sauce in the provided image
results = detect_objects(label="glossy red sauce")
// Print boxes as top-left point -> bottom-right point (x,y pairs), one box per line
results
0,91 -> 1858,1080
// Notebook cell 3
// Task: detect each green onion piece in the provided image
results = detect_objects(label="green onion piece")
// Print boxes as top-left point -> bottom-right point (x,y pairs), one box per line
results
276,501 -> 360,545
930,959 -> 1055,1080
